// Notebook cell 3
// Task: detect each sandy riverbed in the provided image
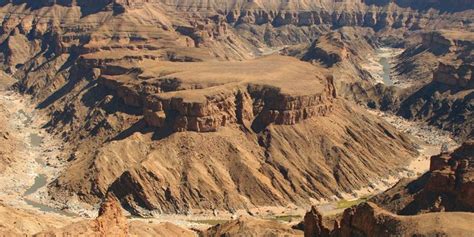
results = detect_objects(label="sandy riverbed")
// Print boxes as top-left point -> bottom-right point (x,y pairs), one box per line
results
0,75 -> 81,219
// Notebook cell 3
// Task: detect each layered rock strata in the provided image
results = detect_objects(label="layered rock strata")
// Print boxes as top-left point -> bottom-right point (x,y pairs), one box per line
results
396,30 -> 474,141
373,139 -> 474,214
303,141 -> 474,236
97,56 -> 337,133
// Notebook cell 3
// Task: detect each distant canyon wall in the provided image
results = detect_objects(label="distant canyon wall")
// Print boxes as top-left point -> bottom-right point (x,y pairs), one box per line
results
0,1 -> 472,28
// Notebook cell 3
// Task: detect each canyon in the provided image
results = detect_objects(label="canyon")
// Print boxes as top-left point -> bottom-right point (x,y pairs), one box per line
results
0,0 -> 472,236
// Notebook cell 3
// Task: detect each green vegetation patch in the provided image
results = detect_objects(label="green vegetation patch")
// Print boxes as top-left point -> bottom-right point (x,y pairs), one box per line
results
268,214 -> 302,222
336,196 -> 370,209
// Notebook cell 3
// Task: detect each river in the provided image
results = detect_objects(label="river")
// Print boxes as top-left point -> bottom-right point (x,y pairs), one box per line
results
362,47 -> 403,86
379,52 -> 392,85
0,76 -> 76,217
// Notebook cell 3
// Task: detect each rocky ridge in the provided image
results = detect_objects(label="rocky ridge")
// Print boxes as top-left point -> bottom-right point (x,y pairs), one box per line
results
303,138 -> 474,236
372,139 -> 474,214
396,30 -> 473,141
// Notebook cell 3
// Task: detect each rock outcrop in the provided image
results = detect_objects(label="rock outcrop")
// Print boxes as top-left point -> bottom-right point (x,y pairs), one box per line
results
35,194 -> 129,237
303,202 -> 474,237
98,56 -> 336,133
201,216 -> 303,237
433,62 -> 474,89
303,206 -> 330,237
338,202 -> 474,237
33,194 -> 195,237
422,30 -> 474,55
373,139 -> 474,214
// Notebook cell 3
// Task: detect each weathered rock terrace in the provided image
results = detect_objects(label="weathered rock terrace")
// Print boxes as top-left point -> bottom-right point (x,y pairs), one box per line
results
100,56 -> 336,132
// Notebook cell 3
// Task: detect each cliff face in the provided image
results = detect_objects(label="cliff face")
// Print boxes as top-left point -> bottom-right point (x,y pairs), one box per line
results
372,139 -> 474,214
303,139 -> 474,237
304,202 -> 474,237
96,56 -> 336,133
396,30 -> 474,141
45,56 -> 418,215
433,62 -> 474,89
141,87 -> 335,133
337,202 -> 474,237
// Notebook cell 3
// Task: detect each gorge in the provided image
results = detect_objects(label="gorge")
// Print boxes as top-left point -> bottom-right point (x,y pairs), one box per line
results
0,0 -> 472,236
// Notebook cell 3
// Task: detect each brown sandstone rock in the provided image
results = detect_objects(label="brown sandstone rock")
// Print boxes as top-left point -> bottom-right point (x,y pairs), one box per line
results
201,216 -> 303,237
33,194 -> 195,236
35,194 -> 129,237
303,206 -> 330,237
372,139 -> 474,214
336,202 -> 474,237
0,0 -> 465,219
433,62 -> 474,89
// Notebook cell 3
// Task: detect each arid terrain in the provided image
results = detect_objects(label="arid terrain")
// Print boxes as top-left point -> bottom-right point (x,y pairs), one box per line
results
0,0 -> 472,236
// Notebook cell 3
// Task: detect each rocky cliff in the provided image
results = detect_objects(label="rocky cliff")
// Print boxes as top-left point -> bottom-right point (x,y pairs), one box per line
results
48,57 -> 418,215
372,139 -> 474,214
394,30 -> 474,141
433,62 -> 474,89
304,202 -> 474,237
303,139 -> 474,236
321,202 -> 474,237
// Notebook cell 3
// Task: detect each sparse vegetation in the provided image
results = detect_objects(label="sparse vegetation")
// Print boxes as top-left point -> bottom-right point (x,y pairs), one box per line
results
336,196 -> 371,209
264,214 -> 302,222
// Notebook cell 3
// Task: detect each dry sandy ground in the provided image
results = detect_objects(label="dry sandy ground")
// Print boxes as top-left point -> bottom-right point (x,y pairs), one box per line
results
0,74 -> 80,234
0,72 -> 99,217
